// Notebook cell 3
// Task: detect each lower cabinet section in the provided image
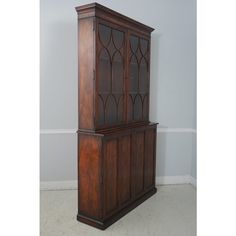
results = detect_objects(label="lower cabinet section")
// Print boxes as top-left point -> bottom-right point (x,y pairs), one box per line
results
78,123 -> 157,229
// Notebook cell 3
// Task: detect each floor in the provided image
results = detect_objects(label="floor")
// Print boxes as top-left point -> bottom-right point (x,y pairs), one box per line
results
40,184 -> 196,236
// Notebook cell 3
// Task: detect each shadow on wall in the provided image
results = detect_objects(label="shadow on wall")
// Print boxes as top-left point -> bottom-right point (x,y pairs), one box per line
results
156,129 -> 167,177
150,32 -> 169,177
149,31 -> 162,123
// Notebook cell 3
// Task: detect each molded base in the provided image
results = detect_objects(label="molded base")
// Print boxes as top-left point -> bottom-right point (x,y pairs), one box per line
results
77,187 -> 157,230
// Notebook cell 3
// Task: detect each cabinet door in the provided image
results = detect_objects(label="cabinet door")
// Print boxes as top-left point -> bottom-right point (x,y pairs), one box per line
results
132,131 -> 145,197
144,128 -> 156,189
96,21 -> 126,128
103,134 -> 132,216
118,135 -> 132,206
127,33 -> 150,123
104,139 -> 118,214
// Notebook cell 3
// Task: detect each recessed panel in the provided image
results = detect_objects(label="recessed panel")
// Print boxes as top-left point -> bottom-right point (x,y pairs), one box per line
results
104,139 -> 118,213
118,135 -> 131,205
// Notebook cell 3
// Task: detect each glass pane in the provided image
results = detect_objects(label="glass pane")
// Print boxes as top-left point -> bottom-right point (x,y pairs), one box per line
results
117,95 -> 124,122
142,95 -> 148,120
98,49 -> 111,93
129,55 -> 138,93
112,51 -> 123,93
130,36 -> 138,53
99,24 -> 111,46
139,58 -> 148,93
140,38 -> 148,56
133,95 -> 142,120
98,96 -> 105,125
127,95 -> 134,121
105,95 -> 117,124
112,29 -> 124,50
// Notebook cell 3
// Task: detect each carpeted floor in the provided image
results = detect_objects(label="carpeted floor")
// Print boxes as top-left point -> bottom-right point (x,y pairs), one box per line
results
40,184 -> 196,236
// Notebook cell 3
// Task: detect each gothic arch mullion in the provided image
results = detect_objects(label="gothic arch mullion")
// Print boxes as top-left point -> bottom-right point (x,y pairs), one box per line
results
98,24 -> 111,48
117,94 -> 124,122
112,30 -> 125,52
128,94 -> 134,120
130,54 -> 139,93
98,94 -> 106,124
104,94 -> 111,123
141,94 -> 146,120
139,56 -> 149,94
137,38 -> 141,94
111,94 -> 119,122
133,94 -> 140,120
101,26 -> 113,95
110,31 -> 114,94
105,26 -> 113,49
98,47 -> 112,64
139,39 -> 148,60
110,53 -> 113,94
130,37 -> 139,55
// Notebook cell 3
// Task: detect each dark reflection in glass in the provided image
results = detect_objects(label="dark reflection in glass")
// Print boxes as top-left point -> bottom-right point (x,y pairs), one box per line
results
98,96 -> 105,125
140,38 -> 148,56
98,49 -> 111,93
99,24 -> 111,46
130,36 -> 138,53
107,40 -> 116,58
127,95 -> 134,122
112,29 -> 124,49
143,95 -> 148,120
139,58 -> 148,93
112,52 -> 123,93
134,95 -> 142,120
128,35 -> 150,123
130,55 -> 138,92
105,96 -> 117,124
118,96 -> 124,122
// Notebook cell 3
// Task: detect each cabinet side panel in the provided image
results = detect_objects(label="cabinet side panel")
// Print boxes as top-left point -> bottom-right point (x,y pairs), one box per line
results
144,129 -> 155,188
78,18 -> 95,130
78,134 -> 101,219
118,135 -> 131,205
104,139 -> 118,213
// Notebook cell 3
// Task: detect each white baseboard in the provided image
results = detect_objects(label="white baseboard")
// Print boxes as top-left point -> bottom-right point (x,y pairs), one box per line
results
40,180 -> 77,190
189,176 -> 197,187
156,175 -> 196,187
40,175 -> 196,191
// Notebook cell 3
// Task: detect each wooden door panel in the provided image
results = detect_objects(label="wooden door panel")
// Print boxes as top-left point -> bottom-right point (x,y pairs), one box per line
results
144,129 -> 155,188
133,132 -> 145,196
104,139 -> 118,213
118,135 -> 131,205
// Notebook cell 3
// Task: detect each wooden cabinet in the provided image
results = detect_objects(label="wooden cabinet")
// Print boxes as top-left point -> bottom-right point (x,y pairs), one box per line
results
76,3 -> 158,229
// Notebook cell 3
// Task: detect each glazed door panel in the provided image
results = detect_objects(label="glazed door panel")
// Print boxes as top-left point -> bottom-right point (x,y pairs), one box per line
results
96,21 -> 126,128
127,33 -> 150,123
104,139 -> 118,214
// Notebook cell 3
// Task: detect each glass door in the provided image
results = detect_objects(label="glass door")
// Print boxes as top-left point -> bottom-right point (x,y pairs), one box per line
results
96,21 -> 126,128
127,33 -> 150,123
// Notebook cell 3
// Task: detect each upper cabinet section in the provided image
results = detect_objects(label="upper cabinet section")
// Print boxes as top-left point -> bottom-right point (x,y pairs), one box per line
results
76,3 -> 154,131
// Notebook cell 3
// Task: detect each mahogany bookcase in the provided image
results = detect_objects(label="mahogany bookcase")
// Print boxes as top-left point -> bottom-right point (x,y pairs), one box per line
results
75,3 -> 158,229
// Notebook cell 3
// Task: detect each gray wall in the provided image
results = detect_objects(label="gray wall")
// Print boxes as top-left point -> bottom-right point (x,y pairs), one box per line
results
40,0 -> 196,182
